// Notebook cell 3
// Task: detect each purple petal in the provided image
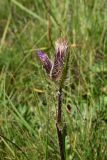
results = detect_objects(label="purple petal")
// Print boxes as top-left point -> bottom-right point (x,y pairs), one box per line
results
37,51 -> 52,75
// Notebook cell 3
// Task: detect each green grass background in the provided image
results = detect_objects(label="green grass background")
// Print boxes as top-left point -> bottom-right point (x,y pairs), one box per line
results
0,0 -> 107,159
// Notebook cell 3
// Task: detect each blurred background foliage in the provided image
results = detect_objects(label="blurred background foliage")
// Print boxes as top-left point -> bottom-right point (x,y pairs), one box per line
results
0,0 -> 107,159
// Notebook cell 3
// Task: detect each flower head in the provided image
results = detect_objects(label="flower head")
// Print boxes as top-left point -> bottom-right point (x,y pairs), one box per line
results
51,38 -> 68,81
55,38 -> 68,61
37,38 -> 68,81
37,51 -> 52,75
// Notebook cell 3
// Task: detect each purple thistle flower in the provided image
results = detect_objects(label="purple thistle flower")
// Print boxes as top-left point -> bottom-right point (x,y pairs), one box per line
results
51,38 -> 68,81
37,38 -> 68,81
37,51 -> 52,75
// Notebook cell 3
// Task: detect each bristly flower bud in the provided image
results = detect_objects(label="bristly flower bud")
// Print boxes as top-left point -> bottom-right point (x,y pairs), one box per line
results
50,38 -> 68,81
37,38 -> 68,82
37,51 -> 52,75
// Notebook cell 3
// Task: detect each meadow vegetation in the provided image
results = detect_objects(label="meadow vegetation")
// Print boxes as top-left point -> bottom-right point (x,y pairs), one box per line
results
0,0 -> 107,159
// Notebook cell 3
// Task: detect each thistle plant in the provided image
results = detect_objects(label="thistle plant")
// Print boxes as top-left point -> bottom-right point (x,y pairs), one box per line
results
37,38 -> 69,160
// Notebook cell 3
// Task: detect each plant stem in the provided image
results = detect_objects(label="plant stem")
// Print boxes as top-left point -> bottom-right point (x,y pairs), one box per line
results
56,86 -> 65,160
